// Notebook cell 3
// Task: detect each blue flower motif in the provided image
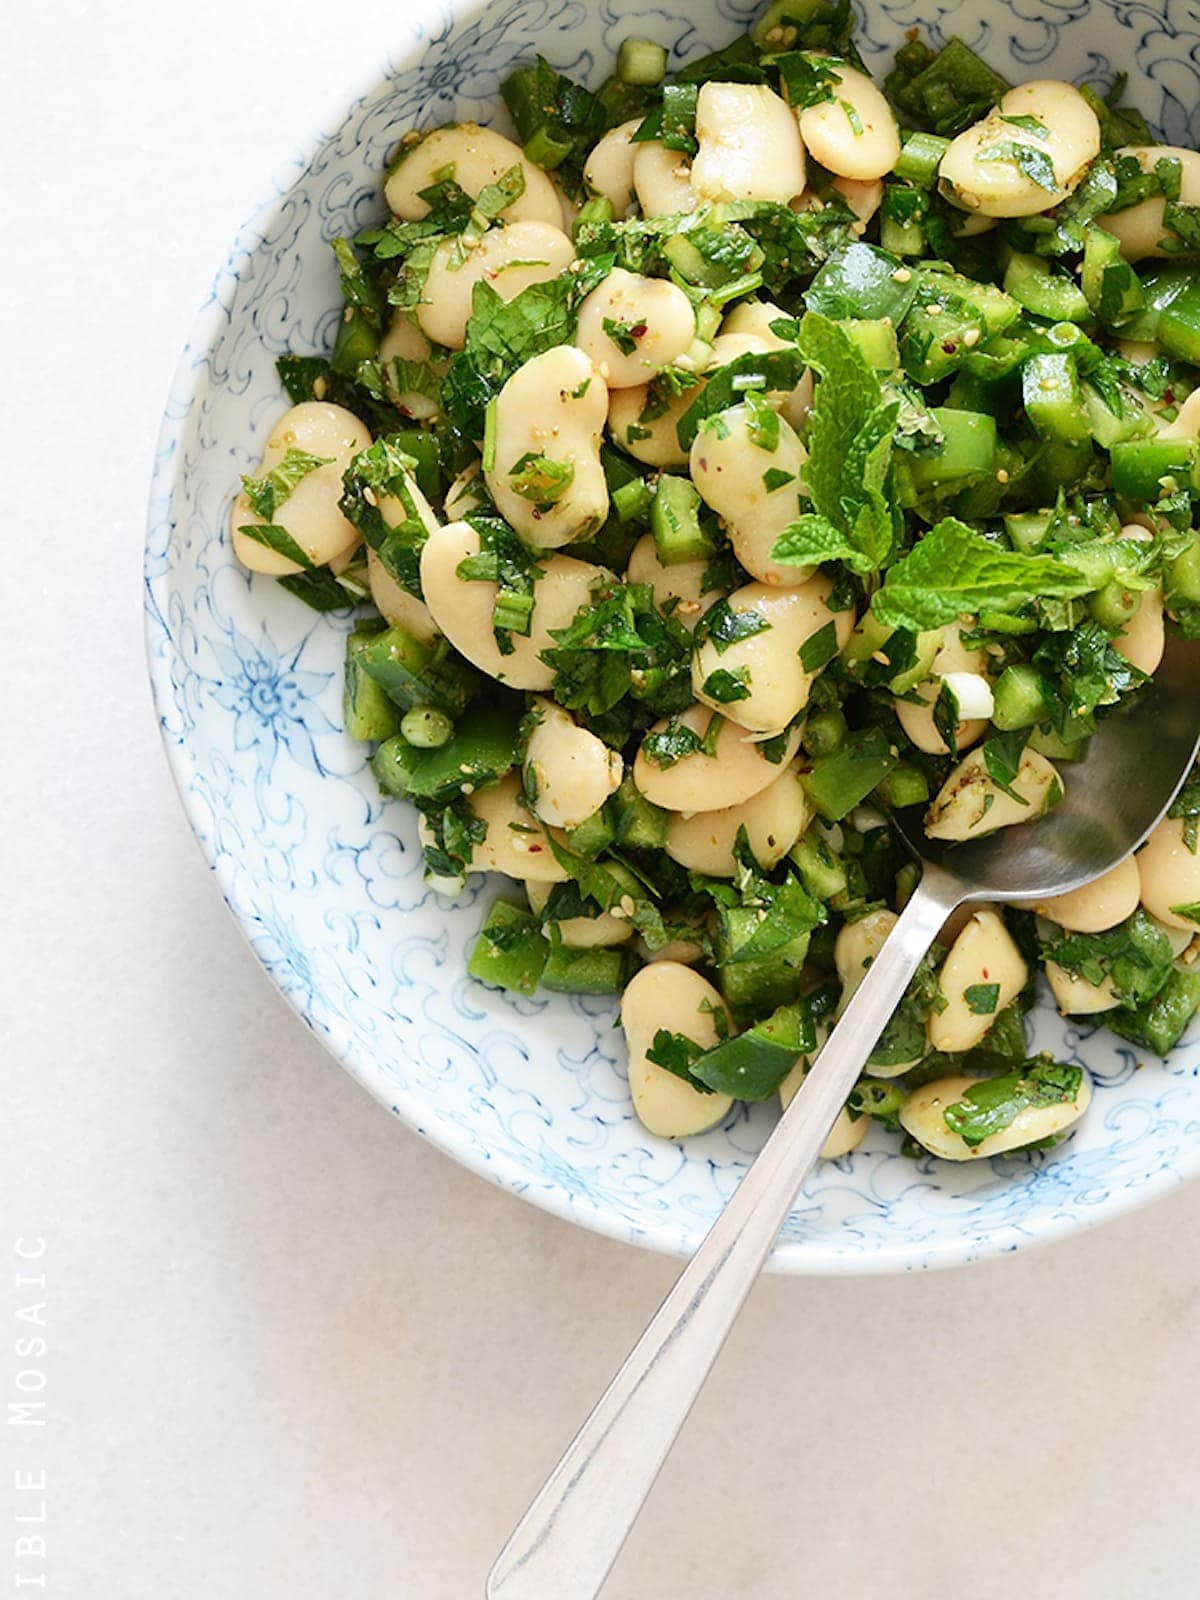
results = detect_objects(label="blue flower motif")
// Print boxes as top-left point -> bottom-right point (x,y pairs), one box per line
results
207,623 -> 334,776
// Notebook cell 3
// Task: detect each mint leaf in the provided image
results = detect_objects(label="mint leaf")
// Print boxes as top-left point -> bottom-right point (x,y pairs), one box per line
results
772,312 -> 899,577
872,518 -> 1090,631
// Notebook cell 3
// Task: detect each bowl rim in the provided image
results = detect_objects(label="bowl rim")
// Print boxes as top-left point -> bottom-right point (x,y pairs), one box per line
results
143,15 -> 1194,1276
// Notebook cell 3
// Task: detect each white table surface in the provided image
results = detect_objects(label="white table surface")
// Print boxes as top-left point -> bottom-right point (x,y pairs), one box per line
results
6,5 -> 1200,1595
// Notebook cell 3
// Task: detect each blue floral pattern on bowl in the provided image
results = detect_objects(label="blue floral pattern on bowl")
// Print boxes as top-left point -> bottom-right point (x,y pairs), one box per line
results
145,0 -> 1200,1273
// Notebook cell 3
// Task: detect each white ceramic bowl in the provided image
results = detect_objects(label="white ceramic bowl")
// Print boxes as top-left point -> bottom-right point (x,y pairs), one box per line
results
146,0 -> 1200,1272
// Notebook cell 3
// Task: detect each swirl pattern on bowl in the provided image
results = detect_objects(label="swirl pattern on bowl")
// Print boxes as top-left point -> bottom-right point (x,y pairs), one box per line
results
145,0 -> 1200,1272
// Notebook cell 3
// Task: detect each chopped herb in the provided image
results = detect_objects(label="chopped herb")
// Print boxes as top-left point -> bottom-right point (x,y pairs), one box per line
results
798,620 -> 838,673
694,598 -> 772,654
744,389 -> 781,452
999,113 -> 1048,138
677,348 -> 809,449
241,448 -> 332,521
772,50 -> 840,110
1041,910 -> 1174,1005
456,515 -> 545,652
702,667 -> 752,703
646,1029 -> 712,1090
981,729 -> 1031,804
942,1060 -> 1082,1147
339,436 -> 429,596
964,982 -> 1001,1015
977,140 -> 1057,192
928,675 -> 961,754
507,451 -> 576,507
237,522 -> 313,569
602,315 -> 643,355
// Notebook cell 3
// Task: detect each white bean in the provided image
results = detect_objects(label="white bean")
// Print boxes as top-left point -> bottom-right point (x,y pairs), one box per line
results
900,1071 -> 1091,1160
1157,919 -> 1196,958
486,345 -> 609,547
692,574 -> 854,733
416,221 -> 574,350
692,82 -> 806,204
665,762 -> 812,876
633,141 -> 697,216
633,704 -> 802,813
419,520 -> 608,689
376,315 -> 443,422
1033,856 -> 1141,933
893,624 -> 989,755
796,59 -> 900,181
576,268 -> 696,388
925,746 -> 1063,842
625,533 -> 718,630
443,459 -> 488,519
779,1047 -> 867,1158
928,909 -> 1027,1053
468,772 -> 569,882
416,814 -> 469,897
620,963 -> 733,1137
366,547 -> 438,643
1137,815 -> 1200,930
1156,386 -> 1200,441
385,124 -> 561,226
1099,146 -> 1200,262
953,211 -> 999,239
526,879 -> 632,948
231,401 -> 371,575
830,174 -> 884,227
938,81 -> 1100,219
690,403 -> 812,586
1113,584 -> 1165,676
1045,960 -> 1120,1015
608,381 -> 696,468
639,933 -> 707,966
523,699 -> 623,830
584,119 -> 642,216
835,910 -> 897,1015
715,308 -> 814,429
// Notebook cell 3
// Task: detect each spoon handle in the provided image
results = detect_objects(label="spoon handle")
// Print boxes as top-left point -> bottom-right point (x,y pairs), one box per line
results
486,866 -> 963,1600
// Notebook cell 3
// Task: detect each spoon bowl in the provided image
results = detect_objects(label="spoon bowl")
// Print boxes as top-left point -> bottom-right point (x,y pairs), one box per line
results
894,631 -> 1200,905
489,629 -> 1200,1600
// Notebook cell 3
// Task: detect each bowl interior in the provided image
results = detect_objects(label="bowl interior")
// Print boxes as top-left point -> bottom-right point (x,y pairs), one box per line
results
146,0 -> 1200,1272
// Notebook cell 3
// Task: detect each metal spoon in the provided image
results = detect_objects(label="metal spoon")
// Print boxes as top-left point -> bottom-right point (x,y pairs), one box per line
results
487,630 -> 1200,1600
